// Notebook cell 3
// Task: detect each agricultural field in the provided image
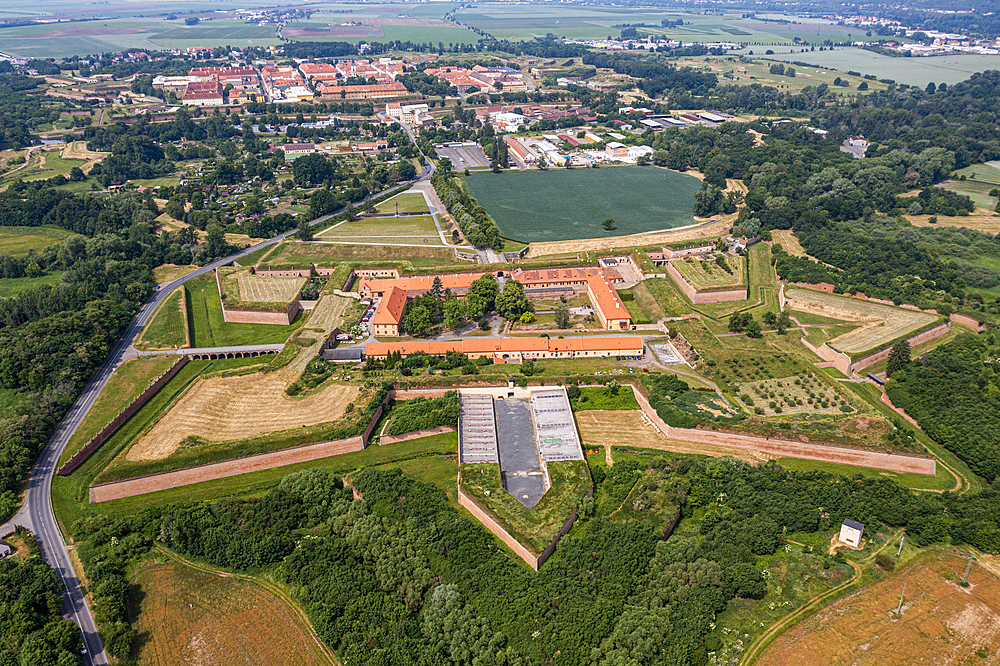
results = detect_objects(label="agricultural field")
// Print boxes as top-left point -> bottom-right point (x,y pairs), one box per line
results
760,551 -> 1000,666
460,460 -> 591,554
770,229 -> 808,257
730,374 -> 858,417
132,559 -> 332,666
679,55 -> 892,95
454,7 -> 822,43
282,4 -> 477,45
465,167 -> 701,242
374,191 -> 431,214
758,46 -> 1000,87
59,355 -> 178,466
0,225 -> 74,256
123,359 -> 359,462
784,288 -> 939,355
185,272 -> 303,347
136,289 -> 188,350
314,214 -> 444,246
672,255 -> 745,290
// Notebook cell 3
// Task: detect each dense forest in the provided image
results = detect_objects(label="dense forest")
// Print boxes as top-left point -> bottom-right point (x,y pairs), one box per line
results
0,187 -> 198,521
70,454 -> 1000,665
887,334 -> 1000,482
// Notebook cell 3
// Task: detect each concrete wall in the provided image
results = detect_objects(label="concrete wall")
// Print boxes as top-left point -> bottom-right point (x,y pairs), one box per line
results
800,337 -> 852,376
222,302 -> 298,325
59,357 -> 190,476
626,383 -> 936,475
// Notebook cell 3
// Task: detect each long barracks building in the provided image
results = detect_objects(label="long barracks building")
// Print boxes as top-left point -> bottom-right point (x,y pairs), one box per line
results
366,336 -> 643,363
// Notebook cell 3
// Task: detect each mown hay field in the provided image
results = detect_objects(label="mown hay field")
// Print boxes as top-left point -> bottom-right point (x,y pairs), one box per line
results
126,361 -> 358,461
784,289 -> 937,354
760,551 -> 1000,666
235,271 -> 305,303
672,255 -> 745,290
132,560 -> 332,666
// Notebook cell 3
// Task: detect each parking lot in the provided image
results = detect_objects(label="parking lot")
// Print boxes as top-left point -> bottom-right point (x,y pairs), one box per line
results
434,142 -> 491,169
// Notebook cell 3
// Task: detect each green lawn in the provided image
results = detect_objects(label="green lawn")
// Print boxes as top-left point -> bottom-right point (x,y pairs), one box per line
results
571,386 -> 640,411
643,277 -> 694,317
185,273 -> 302,347
940,179 -> 998,209
953,162 -> 1000,184
776,457 -> 957,492
59,355 -> 178,466
22,152 -> 86,182
136,289 -> 187,350
0,225 -> 75,256
374,192 -> 430,213
54,431 -> 458,534
316,215 -> 443,245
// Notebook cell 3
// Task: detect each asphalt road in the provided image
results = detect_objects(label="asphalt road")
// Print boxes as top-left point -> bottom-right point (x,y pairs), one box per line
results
7,153 -> 433,666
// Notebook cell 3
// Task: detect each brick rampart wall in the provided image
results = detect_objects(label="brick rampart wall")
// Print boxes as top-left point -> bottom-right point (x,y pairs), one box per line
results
626,384 -> 936,475
880,392 -> 924,431
664,262 -> 746,304
846,322 -> 950,374
58,356 -> 190,476
664,263 -> 698,303
89,436 -> 364,502
458,485 -> 540,570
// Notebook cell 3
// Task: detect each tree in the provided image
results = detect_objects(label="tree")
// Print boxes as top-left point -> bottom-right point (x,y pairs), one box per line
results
206,222 -> 226,258
776,310 -> 792,334
555,303 -> 570,329
430,276 -> 443,300
310,189 -> 335,218
69,166 -> 85,182
495,279 -> 529,320
438,157 -> 453,173
466,274 -> 498,316
443,299 -> 466,329
404,305 -> 431,335
297,217 -> 313,241
165,198 -> 186,221
398,160 -> 417,180
184,16 -> 200,25
887,339 -> 911,377
602,218 -> 617,231
745,318 -> 762,338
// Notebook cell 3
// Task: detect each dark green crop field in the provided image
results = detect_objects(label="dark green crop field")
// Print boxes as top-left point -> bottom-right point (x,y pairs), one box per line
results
465,167 -> 702,242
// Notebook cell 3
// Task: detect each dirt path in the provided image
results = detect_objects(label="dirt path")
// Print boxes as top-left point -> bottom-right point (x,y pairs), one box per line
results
154,545 -> 340,666
739,529 -> 905,666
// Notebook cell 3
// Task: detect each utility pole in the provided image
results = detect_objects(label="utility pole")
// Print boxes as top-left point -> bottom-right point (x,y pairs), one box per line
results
963,552 -> 978,586
896,581 -> 907,616
897,535 -> 905,557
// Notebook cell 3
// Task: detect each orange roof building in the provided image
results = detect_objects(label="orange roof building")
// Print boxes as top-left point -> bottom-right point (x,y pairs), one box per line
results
358,273 -> 485,299
317,82 -> 408,100
371,286 -> 407,337
366,336 -> 642,362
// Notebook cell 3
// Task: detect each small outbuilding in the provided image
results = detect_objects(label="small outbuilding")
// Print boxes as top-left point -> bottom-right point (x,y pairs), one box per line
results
839,519 -> 864,548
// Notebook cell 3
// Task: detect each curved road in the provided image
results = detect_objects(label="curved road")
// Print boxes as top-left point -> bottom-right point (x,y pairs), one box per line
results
7,154 -> 433,665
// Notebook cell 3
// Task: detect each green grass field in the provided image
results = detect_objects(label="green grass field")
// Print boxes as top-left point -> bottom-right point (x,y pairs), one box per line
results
758,46 -> 1000,87
466,168 -> 701,242
185,273 -> 302,347
0,273 -> 62,298
776,457 -> 956,492
374,192 -> 430,214
0,225 -> 74,256
59,355 -> 178,466
315,215 -> 443,245
672,255 -> 745,290
260,240 -> 458,271
953,162 -> 1000,184
53,431 -> 457,533
939,179 -> 998,209
22,152 -> 86,182
137,289 -> 188,350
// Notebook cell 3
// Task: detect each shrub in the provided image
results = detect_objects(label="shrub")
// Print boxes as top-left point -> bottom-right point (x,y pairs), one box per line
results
875,552 -> 896,571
